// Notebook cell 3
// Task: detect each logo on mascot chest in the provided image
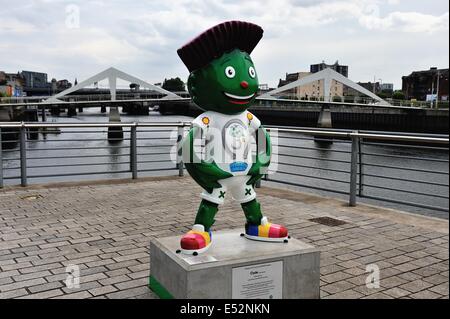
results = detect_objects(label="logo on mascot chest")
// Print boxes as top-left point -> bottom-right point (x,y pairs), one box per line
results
222,120 -> 249,153
230,162 -> 249,172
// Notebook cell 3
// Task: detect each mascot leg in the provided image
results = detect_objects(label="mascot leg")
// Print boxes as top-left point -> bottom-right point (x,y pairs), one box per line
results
242,199 -> 288,243
180,200 -> 218,255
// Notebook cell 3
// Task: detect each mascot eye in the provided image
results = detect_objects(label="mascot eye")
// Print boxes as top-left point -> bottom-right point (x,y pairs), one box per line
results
249,66 -> 256,78
225,66 -> 236,78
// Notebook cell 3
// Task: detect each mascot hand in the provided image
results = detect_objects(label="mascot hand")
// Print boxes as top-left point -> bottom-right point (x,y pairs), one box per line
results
247,127 -> 271,186
186,161 -> 233,194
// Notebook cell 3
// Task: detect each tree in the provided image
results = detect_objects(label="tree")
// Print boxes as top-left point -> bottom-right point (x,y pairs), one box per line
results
129,83 -> 140,91
162,77 -> 185,92
344,95 -> 355,103
377,90 -> 393,99
392,91 -> 405,100
376,91 -> 388,99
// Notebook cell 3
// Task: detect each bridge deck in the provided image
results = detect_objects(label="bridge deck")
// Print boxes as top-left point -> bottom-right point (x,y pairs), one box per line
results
0,177 -> 448,299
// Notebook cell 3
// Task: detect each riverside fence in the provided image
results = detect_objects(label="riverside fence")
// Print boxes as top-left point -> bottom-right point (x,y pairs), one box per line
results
1,122 -> 448,213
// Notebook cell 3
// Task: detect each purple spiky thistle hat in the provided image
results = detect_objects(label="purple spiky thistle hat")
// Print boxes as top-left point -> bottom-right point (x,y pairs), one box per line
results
177,20 -> 264,73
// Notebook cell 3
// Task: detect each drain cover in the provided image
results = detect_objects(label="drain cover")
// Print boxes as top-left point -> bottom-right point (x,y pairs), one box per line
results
309,216 -> 347,227
21,194 -> 42,201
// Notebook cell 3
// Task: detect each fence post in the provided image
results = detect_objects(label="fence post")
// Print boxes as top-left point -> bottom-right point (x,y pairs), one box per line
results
177,125 -> 184,177
20,125 -> 28,187
358,138 -> 364,197
349,131 -> 359,206
130,125 -> 138,179
255,128 -> 261,188
0,127 -> 3,188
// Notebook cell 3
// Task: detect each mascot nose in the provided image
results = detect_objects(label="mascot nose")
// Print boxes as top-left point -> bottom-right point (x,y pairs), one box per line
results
240,81 -> 249,89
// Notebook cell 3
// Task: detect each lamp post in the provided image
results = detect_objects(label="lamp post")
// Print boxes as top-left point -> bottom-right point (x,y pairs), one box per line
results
430,75 -> 435,109
436,70 -> 440,109
373,76 -> 376,94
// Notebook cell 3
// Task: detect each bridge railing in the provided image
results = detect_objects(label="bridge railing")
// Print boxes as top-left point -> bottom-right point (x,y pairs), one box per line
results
255,96 -> 450,109
3,93 -> 450,110
1,122 -> 449,215
0,91 -> 192,105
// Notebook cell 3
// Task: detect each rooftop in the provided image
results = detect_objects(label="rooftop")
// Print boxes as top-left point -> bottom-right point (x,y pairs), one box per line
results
403,67 -> 449,77
0,177 -> 448,299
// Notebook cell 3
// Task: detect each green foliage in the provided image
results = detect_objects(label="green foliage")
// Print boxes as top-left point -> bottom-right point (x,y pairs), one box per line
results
344,95 -> 355,103
392,90 -> 405,100
376,92 -> 388,99
332,96 -> 343,102
162,77 -> 185,92
377,90 -> 394,99
380,89 -> 393,98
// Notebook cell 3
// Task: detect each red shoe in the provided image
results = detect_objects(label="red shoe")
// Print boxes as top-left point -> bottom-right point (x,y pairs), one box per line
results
245,217 -> 288,242
180,224 -> 212,255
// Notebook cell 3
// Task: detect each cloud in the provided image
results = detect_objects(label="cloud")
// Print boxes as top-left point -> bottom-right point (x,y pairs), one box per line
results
0,17 -> 36,34
264,1 -> 449,33
359,11 -> 449,33
0,0 -> 448,89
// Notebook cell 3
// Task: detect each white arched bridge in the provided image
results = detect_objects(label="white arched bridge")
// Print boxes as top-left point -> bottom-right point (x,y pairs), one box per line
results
0,66 -> 448,133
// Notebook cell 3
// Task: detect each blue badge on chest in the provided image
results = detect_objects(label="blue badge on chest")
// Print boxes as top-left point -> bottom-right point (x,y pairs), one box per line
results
230,162 -> 248,172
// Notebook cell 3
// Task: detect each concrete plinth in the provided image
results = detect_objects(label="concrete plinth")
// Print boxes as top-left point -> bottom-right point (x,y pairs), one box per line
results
317,105 -> 332,128
149,229 -> 320,299
108,107 -> 123,141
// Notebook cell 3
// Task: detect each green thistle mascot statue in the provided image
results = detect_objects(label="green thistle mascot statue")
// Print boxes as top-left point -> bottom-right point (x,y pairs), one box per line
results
177,21 -> 288,255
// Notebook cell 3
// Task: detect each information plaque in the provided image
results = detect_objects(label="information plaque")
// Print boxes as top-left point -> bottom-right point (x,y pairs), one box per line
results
232,261 -> 283,299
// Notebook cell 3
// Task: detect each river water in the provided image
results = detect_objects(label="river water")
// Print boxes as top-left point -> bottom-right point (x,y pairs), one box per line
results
1,108 -> 448,219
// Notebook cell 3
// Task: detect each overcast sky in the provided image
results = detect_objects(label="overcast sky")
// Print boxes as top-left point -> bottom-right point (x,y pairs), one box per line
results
0,0 -> 448,90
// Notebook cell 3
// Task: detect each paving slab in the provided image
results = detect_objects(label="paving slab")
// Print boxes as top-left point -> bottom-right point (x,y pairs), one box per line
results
0,177 -> 448,299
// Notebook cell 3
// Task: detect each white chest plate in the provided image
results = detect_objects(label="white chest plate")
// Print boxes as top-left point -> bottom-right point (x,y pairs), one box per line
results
192,111 -> 261,176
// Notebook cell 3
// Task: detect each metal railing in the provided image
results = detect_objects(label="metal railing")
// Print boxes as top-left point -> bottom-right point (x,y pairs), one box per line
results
1,122 -> 449,214
264,127 -> 449,213
258,95 -> 450,109
3,94 -> 449,110
0,122 -> 188,189
0,92 -> 191,105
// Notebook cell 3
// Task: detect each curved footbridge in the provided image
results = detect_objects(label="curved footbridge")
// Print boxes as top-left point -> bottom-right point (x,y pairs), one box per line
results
0,176 -> 448,299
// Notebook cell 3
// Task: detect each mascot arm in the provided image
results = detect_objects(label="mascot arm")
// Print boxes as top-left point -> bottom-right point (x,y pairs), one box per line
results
247,125 -> 271,186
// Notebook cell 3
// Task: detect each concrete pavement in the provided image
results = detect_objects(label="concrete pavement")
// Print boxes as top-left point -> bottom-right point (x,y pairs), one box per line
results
0,176 -> 448,299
